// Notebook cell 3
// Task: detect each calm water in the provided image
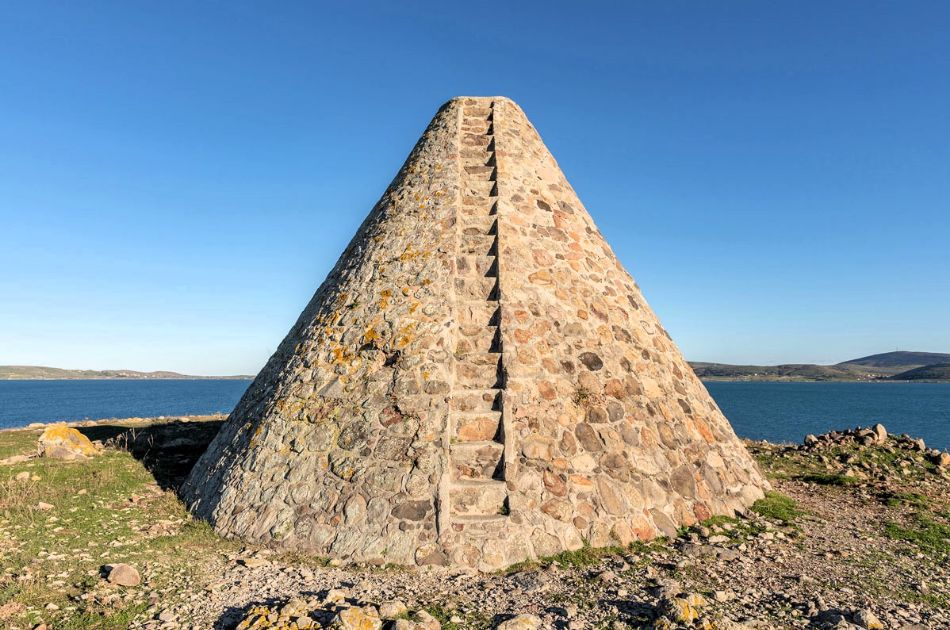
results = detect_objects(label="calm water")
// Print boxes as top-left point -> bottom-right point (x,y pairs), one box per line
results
0,379 -> 947,450
0,379 -> 251,427
706,381 -> 950,449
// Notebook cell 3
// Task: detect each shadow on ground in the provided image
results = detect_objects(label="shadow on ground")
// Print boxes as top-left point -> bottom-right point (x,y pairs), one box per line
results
77,420 -> 223,489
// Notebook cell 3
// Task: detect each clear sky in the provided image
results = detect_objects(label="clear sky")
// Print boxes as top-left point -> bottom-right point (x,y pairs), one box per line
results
1,2 -> 948,375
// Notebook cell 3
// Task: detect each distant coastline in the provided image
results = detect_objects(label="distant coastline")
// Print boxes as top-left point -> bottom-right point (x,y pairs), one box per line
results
690,350 -> 950,382
0,366 -> 253,381
4,350 -> 949,382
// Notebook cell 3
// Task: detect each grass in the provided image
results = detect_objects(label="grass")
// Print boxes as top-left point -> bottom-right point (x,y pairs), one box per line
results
883,512 -> 950,556
0,429 -> 238,629
881,491 -> 930,509
752,439 -> 939,488
502,542 -> 632,574
421,604 -> 490,630
798,473 -> 859,486
750,492 -> 804,525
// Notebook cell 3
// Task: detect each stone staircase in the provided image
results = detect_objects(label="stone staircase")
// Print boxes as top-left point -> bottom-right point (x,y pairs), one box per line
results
448,101 -> 509,522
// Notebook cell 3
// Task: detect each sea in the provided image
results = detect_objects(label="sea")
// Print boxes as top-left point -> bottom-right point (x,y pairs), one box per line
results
0,379 -> 947,450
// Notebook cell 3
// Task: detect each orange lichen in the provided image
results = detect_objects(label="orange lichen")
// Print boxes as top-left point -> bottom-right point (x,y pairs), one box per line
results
363,327 -> 380,344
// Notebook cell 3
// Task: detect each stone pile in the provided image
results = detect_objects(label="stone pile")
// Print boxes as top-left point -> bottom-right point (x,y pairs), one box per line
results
234,595 -> 443,630
802,424 -> 950,471
183,96 -> 767,571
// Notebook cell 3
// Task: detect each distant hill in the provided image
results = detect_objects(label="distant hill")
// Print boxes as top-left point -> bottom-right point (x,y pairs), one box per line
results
689,362 -> 863,381
890,363 -> 950,381
690,350 -> 950,381
0,366 -> 252,380
838,351 -> 950,370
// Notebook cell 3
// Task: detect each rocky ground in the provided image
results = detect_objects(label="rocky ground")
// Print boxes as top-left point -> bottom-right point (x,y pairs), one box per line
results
0,418 -> 947,629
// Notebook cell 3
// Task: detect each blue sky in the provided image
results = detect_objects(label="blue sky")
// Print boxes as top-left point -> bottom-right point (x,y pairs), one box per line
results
1,2 -> 948,375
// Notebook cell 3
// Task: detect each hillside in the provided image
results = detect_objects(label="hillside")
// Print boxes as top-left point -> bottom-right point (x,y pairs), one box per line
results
690,350 -> 950,381
0,366 -> 251,380
838,351 -> 950,370
688,362 -> 861,381
891,363 -> 950,381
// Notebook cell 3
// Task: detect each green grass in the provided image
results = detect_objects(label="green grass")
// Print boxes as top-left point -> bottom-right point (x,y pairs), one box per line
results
420,605 -> 490,630
798,473 -> 859,486
884,513 -> 950,556
751,492 -> 804,525
503,542 -> 630,574
0,429 -> 238,628
0,429 -> 41,460
882,492 -> 930,509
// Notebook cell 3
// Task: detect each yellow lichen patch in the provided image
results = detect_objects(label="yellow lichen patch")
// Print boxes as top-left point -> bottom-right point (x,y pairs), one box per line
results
331,346 -> 356,365
363,327 -> 380,344
379,289 -> 393,309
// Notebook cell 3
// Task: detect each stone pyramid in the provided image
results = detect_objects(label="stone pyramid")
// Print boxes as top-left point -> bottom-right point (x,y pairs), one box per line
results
182,97 -> 768,571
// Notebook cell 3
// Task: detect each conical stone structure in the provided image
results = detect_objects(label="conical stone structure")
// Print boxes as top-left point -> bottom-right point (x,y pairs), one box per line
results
183,97 -> 768,571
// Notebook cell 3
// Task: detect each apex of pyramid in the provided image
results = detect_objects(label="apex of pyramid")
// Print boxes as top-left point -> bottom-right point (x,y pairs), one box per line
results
183,98 -> 768,571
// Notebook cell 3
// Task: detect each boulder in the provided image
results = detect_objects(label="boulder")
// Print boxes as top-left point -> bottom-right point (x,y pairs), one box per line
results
853,609 -> 884,630
105,563 -> 141,587
330,606 -> 382,630
497,614 -> 542,630
37,424 -> 98,460
379,600 -> 409,619
871,423 -> 887,443
932,451 -> 950,468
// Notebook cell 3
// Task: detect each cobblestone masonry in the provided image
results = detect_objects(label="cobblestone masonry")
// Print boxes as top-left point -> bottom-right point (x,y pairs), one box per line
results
182,97 -> 768,571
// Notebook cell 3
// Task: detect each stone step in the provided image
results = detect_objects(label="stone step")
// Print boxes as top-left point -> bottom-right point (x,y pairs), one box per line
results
460,148 -> 493,161
461,135 -> 492,150
450,479 -> 508,517
460,157 -> 495,171
455,357 -> 502,388
455,325 -> 500,354
451,514 -> 508,527
455,276 -> 498,301
458,233 -> 496,256
451,441 -> 504,480
462,106 -> 492,117
449,388 -> 501,413
462,180 -> 497,198
456,212 -> 498,234
456,302 -> 500,327
453,411 -> 502,442
455,254 -> 497,277
459,195 -> 498,219
463,164 -> 496,178
459,216 -> 496,233
460,128 -> 492,140
456,350 -> 502,366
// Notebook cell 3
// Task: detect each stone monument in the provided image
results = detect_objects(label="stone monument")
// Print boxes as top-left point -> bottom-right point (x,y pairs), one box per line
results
182,97 -> 768,570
